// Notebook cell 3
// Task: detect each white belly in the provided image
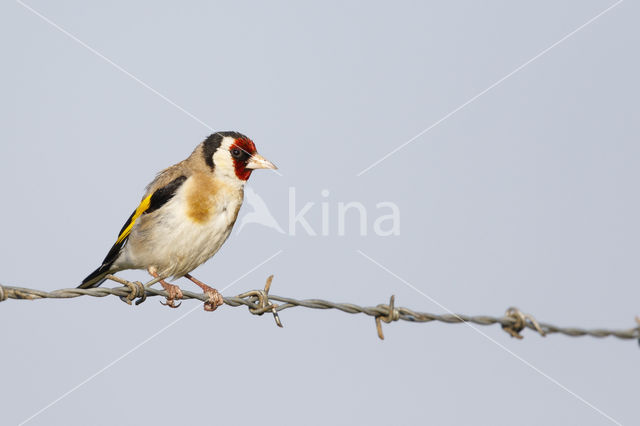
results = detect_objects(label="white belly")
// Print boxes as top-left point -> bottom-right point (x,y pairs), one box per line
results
115,179 -> 243,279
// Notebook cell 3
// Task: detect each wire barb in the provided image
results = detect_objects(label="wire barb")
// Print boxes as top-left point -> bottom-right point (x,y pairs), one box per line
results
236,275 -> 283,328
502,307 -> 546,339
105,275 -> 147,305
375,295 -> 399,340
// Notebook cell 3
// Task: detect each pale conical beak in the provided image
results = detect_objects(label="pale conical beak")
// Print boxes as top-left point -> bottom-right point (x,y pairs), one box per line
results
246,153 -> 277,170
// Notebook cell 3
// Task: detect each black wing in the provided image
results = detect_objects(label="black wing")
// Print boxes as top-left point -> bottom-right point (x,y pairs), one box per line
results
78,176 -> 188,288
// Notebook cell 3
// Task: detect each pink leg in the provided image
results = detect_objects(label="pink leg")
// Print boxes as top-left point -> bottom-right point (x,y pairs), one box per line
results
148,268 -> 183,308
184,273 -> 224,312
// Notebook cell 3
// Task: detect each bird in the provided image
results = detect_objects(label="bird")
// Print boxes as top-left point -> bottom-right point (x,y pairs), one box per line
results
78,132 -> 277,311
236,185 -> 285,235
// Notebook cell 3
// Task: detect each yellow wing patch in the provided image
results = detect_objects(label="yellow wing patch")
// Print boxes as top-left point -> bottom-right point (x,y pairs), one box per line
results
116,193 -> 153,244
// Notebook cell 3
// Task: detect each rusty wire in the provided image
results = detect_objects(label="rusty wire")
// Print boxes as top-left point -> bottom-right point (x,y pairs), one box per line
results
1,276 -> 639,343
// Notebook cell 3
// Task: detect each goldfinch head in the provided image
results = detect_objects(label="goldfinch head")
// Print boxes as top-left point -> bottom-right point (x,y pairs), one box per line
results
201,132 -> 276,182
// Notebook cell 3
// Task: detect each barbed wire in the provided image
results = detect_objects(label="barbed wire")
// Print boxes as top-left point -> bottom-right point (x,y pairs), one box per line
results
1,275 -> 638,343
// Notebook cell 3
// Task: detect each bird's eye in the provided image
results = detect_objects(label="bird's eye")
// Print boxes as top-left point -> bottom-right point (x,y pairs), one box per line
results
231,148 -> 242,159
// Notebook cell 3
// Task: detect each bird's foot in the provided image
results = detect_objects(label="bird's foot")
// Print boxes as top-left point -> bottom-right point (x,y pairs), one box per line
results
202,286 -> 224,312
159,282 -> 183,308
184,273 -> 223,311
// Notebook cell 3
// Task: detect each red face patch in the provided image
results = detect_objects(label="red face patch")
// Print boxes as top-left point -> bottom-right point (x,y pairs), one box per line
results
230,137 -> 257,181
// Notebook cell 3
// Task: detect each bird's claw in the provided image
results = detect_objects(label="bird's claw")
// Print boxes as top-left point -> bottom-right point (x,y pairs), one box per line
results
159,284 -> 183,309
160,299 -> 182,308
203,288 -> 224,312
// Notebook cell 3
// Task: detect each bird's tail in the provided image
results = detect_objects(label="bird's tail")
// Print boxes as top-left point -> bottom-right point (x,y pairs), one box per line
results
78,266 -> 110,289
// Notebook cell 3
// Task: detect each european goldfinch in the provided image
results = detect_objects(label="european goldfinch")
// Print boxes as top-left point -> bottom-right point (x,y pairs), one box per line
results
79,132 -> 276,310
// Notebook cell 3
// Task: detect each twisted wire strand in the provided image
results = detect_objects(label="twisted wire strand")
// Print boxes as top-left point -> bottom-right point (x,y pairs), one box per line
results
1,278 -> 638,342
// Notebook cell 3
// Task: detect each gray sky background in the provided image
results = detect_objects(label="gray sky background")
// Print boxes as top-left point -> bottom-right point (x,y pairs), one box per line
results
1,1 -> 639,425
